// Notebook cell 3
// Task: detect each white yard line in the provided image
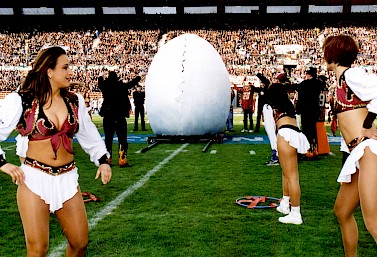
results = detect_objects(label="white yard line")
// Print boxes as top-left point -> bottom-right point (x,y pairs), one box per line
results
47,143 -> 189,257
3,144 -> 16,151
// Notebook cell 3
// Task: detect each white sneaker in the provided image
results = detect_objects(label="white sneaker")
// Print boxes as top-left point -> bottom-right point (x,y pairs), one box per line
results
241,129 -> 247,133
276,204 -> 290,215
249,130 -> 254,133
265,159 -> 280,166
278,211 -> 303,225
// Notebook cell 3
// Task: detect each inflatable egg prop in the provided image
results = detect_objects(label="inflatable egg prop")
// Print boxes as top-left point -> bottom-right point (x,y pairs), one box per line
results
145,33 -> 230,136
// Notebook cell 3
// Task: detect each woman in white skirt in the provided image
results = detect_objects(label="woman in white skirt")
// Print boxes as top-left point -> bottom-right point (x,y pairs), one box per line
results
0,46 -> 112,257
266,83 -> 310,225
323,35 -> 377,256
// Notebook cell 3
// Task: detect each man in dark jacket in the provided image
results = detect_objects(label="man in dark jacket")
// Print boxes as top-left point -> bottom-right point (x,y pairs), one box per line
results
296,67 -> 322,158
132,84 -> 146,131
253,81 -> 268,133
98,71 -> 142,167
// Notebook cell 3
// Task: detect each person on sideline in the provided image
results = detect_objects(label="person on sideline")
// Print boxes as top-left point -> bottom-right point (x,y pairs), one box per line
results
0,46 -> 112,257
295,67 -> 323,158
132,83 -> 147,131
323,35 -> 377,256
98,71 -> 144,167
225,86 -> 236,132
233,81 -> 256,133
254,79 -> 268,134
83,89 -> 92,119
266,83 -> 310,224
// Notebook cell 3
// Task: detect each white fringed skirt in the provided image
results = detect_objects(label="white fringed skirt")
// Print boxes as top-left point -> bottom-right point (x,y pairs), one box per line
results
277,126 -> 310,154
338,138 -> 377,183
20,164 -> 79,213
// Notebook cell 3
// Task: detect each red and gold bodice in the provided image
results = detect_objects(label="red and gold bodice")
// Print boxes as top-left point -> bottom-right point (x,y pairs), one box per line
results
332,70 -> 368,114
16,92 -> 79,157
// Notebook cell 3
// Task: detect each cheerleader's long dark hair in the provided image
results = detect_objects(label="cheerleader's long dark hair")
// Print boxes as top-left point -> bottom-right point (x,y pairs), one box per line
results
266,83 -> 296,118
19,46 -> 69,108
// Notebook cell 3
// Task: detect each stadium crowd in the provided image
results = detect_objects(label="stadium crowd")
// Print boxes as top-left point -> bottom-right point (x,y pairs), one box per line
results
0,25 -> 377,94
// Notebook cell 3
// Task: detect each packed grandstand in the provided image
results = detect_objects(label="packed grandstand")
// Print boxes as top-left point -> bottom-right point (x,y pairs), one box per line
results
0,1 -> 377,100
1,26 -> 377,95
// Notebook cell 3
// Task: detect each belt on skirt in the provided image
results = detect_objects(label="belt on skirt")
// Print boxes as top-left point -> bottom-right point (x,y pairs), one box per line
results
277,124 -> 301,132
24,157 -> 76,176
347,137 -> 369,152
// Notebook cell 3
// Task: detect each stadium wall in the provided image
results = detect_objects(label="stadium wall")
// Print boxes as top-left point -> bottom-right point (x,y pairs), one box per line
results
0,12 -> 377,32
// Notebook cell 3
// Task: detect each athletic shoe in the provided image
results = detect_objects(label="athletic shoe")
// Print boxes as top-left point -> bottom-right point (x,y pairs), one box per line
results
278,211 -> 303,225
313,147 -> 318,156
119,156 -> 130,168
241,129 -> 247,132
264,159 -> 280,166
249,130 -> 254,133
276,204 -> 290,215
305,151 -> 314,158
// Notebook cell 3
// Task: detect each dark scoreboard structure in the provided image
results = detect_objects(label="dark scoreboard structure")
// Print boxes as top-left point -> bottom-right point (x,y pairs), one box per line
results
0,1 -> 376,30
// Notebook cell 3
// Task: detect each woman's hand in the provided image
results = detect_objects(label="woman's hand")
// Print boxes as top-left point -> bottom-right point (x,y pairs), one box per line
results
95,164 -> 112,184
358,127 -> 377,143
1,163 -> 25,185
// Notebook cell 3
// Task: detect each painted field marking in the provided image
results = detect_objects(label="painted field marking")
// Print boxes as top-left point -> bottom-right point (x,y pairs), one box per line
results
47,143 -> 189,257
3,144 -> 16,151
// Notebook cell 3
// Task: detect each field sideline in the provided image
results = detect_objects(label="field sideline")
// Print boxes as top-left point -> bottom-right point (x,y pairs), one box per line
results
0,114 -> 376,257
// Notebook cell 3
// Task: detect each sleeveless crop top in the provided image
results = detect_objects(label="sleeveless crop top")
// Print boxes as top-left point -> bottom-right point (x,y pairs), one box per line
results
273,109 -> 295,123
16,92 -> 79,158
332,69 -> 368,114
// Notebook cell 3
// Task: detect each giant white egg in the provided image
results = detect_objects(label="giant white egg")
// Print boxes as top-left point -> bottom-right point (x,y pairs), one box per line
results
145,33 -> 230,136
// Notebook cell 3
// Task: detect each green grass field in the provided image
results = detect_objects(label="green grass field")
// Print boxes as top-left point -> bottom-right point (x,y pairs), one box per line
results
0,114 -> 376,256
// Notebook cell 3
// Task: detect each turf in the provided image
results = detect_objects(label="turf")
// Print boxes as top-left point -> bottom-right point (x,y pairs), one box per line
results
0,114 -> 376,257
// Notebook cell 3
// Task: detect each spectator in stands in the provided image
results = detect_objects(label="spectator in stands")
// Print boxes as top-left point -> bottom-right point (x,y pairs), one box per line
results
323,34 -> 377,256
2,27 -> 377,95
0,46 -> 112,257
